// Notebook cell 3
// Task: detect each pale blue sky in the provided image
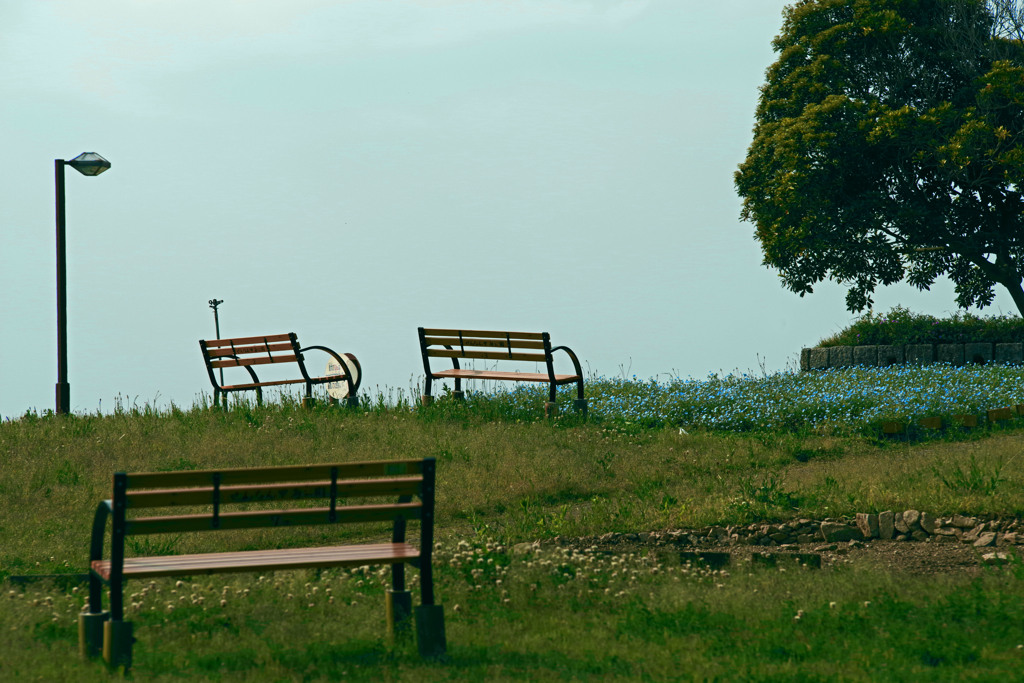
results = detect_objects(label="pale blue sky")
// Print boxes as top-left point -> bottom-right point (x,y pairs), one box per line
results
2,0 -> 1015,418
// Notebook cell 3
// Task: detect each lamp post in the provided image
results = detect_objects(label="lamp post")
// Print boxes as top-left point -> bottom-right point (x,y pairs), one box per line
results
55,152 -> 111,415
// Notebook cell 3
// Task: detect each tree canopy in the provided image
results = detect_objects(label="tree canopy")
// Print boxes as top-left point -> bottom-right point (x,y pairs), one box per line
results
735,0 -> 1024,315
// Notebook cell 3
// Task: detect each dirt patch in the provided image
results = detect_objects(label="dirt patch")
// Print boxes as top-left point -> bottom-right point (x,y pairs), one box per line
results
544,536 -> 1021,576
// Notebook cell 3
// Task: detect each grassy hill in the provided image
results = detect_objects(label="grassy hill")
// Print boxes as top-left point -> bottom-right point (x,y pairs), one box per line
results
2,377 -> 1023,680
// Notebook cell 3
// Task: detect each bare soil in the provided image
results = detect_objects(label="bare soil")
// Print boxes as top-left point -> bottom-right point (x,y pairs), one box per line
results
549,536 -> 1021,576
720,540 -> 1006,575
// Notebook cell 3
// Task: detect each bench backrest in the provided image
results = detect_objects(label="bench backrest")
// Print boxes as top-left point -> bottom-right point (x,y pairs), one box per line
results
199,333 -> 304,379
98,459 -> 436,567
418,328 -> 553,365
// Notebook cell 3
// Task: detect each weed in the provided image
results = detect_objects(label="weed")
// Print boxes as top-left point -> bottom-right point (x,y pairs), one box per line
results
933,454 -> 1005,495
157,457 -> 200,472
595,451 -> 616,475
511,498 -> 572,538
126,535 -> 182,557
54,460 -> 81,486
726,475 -> 802,523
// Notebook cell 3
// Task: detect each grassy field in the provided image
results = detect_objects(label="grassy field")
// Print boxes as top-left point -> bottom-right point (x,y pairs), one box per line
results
3,371 -> 1024,681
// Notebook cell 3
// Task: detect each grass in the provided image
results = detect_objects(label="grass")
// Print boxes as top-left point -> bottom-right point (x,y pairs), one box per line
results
6,544 -> 1024,681
2,368 -> 1024,680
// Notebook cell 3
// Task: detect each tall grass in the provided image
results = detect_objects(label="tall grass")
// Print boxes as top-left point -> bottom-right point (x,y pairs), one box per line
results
2,369 -> 1024,680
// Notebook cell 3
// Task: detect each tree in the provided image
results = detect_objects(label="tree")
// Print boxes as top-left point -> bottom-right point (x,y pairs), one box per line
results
735,0 -> 1024,315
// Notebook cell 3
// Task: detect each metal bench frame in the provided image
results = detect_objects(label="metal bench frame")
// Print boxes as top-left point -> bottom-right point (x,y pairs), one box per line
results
80,458 -> 444,669
199,332 -> 361,408
417,327 -> 587,416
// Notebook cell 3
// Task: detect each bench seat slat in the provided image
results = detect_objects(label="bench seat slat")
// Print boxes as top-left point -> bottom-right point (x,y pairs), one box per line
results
431,369 -> 580,384
427,350 -> 548,363
219,378 -> 308,390
421,329 -> 544,340
211,354 -> 300,369
126,503 -> 422,535
126,477 -> 424,509
205,342 -> 296,359
217,374 -> 348,391
125,460 -> 424,489
91,542 -> 420,580
423,336 -> 546,350
202,334 -> 294,348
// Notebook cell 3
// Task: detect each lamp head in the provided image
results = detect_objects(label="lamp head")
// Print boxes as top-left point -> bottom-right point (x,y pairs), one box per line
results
66,152 -> 111,176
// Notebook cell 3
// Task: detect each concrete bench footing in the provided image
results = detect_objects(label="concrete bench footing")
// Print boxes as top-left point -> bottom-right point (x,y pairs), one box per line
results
78,610 -> 109,659
415,604 -> 447,659
103,619 -> 133,670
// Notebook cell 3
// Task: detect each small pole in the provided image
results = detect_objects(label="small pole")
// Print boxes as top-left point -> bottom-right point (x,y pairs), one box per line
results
208,299 -> 224,385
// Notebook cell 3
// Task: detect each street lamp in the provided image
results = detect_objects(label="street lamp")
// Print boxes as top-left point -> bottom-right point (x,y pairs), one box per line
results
55,152 -> 111,415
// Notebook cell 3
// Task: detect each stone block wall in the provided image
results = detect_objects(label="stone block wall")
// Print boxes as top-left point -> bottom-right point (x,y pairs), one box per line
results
801,342 -> 1024,371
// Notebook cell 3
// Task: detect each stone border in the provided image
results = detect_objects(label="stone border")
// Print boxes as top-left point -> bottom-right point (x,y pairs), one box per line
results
800,343 -> 1023,371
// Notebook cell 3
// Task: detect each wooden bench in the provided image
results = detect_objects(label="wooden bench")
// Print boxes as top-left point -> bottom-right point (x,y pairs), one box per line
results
199,333 -> 361,408
417,327 -> 587,416
80,458 -> 445,669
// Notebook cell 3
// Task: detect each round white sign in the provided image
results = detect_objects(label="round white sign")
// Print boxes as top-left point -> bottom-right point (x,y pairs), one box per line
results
325,355 -> 360,399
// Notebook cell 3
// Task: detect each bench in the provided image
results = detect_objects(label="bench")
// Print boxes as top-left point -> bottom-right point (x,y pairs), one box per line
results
417,327 -> 587,416
80,458 -> 445,669
199,333 -> 361,408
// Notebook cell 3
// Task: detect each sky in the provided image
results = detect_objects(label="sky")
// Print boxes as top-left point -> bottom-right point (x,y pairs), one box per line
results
2,0 -> 1018,419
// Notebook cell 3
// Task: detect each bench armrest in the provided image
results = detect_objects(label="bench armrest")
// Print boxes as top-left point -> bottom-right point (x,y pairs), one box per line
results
550,345 -> 585,400
550,345 -> 583,377
89,500 -> 113,565
87,500 -> 113,613
299,345 -> 362,395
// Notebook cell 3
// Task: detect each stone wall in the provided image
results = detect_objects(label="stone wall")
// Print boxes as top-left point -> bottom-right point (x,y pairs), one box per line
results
800,342 -> 1024,371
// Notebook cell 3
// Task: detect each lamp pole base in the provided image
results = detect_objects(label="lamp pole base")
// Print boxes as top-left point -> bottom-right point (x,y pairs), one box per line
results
56,382 -> 70,415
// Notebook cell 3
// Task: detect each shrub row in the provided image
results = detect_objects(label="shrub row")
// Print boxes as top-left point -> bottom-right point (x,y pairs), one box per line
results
818,306 -> 1024,346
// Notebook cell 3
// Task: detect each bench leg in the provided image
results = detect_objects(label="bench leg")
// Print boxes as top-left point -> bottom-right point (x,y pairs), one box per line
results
545,402 -> 559,418
78,610 -> 109,659
422,376 -> 433,406
345,395 -> 359,408
414,604 -> 447,659
103,619 -> 134,670
452,390 -> 464,401
386,589 -> 413,644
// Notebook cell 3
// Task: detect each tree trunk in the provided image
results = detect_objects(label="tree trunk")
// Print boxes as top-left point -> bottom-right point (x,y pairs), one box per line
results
964,251 -> 1024,317
999,276 -> 1024,318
